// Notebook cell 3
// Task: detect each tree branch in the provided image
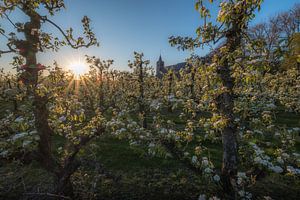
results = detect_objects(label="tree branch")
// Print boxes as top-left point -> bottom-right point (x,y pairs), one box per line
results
3,13 -> 18,29
41,16 -> 97,49
0,43 -> 17,55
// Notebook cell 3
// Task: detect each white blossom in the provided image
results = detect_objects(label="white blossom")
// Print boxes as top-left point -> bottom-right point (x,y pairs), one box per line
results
204,167 -> 213,174
119,128 -> 126,133
148,142 -> 155,148
237,172 -> 247,179
150,100 -> 162,110
213,174 -> 220,182
270,166 -> 283,173
59,116 -> 66,122
198,194 -> 206,200
29,130 -> 38,135
277,157 -> 284,164
266,103 -> 276,109
14,116 -> 24,123
130,141 -> 138,146
292,127 -> 300,132
281,153 -> 290,159
202,158 -> 209,167
191,156 -> 198,164
209,197 -> 220,200
274,132 -> 281,137
0,150 -> 9,157
184,152 -> 189,157
22,140 -> 31,147
159,128 -> 168,134
292,153 -> 300,157
254,156 -> 262,163
286,166 -> 300,175
237,177 -> 243,185
34,135 -> 40,141
12,132 -> 28,141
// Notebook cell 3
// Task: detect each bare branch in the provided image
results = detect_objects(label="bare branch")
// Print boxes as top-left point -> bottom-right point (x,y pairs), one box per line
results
0,49 -> 13,55
3,13 -> 18,29
0,43 -> 16,55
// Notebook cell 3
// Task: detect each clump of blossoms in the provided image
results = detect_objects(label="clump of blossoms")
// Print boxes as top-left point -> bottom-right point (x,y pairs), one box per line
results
106,108 -> 157,151
0,111 -> 39,159
250,142 -> 300,175
251,142 -> 284,174
236,172 -> 253,200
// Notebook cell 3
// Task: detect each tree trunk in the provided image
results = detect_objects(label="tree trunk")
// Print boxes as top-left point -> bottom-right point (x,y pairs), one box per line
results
216,27 -> 241,199
55,157 -> 80,198
15,5 -> 63,192
17,6 -> 59,172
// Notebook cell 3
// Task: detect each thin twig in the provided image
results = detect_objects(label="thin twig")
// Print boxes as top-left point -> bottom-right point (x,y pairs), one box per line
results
3,12 -> 18,29
0,43 -> 17,55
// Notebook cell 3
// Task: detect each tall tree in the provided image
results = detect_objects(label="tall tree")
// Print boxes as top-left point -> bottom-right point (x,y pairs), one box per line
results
0,0 -> 98,196
169,0 -> 263,198
128,52 -> 150,129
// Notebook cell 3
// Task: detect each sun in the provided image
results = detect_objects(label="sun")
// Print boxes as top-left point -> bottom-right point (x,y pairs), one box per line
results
68,60 -> 89,78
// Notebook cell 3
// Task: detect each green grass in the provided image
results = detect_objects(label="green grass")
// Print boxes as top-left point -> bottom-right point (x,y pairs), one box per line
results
250,174 -> 300,199
92,137 -> 182,172
275,111 -> 300,128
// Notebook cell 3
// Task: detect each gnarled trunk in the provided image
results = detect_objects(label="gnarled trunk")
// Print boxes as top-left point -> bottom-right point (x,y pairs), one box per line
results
18,5 -> 58,172
18,4 -> 65,195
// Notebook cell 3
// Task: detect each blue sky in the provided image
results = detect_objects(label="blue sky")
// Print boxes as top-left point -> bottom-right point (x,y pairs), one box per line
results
0,0 -> 299,72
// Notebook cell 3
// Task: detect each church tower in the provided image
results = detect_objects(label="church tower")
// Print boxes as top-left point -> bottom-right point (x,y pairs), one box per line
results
156,55 -> 165,78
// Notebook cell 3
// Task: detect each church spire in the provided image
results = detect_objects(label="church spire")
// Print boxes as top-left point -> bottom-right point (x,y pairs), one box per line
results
156,54 -> 165,78
157,54 -> 164,65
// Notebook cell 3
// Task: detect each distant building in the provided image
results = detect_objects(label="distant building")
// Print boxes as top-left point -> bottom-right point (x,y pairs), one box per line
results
156,46 -> 222,78
156,55 -> 187,78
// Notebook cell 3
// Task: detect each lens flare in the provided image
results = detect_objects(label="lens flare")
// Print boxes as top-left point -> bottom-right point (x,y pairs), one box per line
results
68,60 -> 88,79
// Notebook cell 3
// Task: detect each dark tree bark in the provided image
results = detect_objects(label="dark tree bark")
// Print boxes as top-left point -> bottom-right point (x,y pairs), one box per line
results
216,22 -> 242,199
16,5 -> 59,173
15,5 -> 83,198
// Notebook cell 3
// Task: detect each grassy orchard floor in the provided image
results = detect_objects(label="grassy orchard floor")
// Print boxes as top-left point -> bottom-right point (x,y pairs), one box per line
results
0,101 -> 300,199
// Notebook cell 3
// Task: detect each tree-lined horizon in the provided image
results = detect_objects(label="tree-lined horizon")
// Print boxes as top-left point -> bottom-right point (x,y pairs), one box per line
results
0,0 -> 299,200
